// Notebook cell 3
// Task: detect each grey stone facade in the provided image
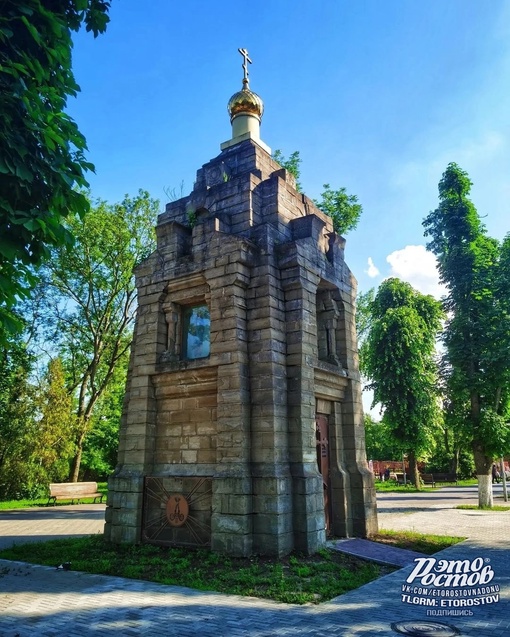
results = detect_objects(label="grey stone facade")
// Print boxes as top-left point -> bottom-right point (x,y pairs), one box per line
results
104,138 -> 378,556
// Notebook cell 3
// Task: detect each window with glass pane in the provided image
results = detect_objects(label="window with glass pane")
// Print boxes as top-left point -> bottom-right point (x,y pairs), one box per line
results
182,305 -> 210,359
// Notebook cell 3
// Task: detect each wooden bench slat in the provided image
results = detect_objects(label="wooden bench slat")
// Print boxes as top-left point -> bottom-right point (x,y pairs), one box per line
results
47,482 -> 104,505
419,473 -> 458,487
420,473 -> 436,487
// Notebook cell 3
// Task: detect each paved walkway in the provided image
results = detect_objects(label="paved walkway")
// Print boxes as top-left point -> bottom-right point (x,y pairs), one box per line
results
330,537 -> 428,567
0,504 -> 105,550
0,487 -> 508,636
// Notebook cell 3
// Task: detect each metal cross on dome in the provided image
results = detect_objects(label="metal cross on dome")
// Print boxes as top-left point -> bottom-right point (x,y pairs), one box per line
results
238,47 -> 252,85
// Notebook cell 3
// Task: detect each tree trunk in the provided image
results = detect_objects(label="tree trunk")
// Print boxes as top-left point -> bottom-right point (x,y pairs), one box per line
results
449,447 -> 460,476
69,428 -> 87,482
473,441 -> 493,507
470,390 -> 492,507
408,451 -> 421,489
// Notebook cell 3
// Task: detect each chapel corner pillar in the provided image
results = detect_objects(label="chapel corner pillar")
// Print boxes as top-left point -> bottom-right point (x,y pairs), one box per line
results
104,279 -> 166,544
205,242 -> 253,556
248,260 -> 293,557
280,255 -> 326,554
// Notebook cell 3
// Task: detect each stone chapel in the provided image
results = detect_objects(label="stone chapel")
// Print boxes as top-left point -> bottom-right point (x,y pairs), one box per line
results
104,49 -> 378,556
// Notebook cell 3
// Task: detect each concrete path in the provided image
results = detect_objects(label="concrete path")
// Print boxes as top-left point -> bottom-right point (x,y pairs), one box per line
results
330,537 -> 428,567
378,484 -> 510,542
0,487 -> 508,636
0,504 -> 105,550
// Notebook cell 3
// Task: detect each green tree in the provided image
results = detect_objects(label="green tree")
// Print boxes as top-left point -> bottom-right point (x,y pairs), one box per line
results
356,287 -> 376,378
81,355 -> 127,479
435,362 -> 474,477
365,278 -> 444,488
364,414 -> 402,461
272,150 -> 362,234
314,184 -> 362,236
423,163 -> 510,506
0,333 -> 35,498
272,150 -> 302,191
0,0 -> 111,344
37,190 -> 159,481
32,358 -> 75,483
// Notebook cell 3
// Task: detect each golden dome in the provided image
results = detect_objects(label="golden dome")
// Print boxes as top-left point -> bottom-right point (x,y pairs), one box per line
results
227,82 -> 264,123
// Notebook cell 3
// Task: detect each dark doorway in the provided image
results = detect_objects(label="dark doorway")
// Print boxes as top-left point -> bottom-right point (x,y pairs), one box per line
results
315,414 -> 332,535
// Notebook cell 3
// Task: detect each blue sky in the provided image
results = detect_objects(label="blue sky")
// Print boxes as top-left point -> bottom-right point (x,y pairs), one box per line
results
69,0 -> 510,300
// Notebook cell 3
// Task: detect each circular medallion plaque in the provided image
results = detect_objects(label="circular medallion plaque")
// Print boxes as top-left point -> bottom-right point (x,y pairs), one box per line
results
166,494 -> 189,527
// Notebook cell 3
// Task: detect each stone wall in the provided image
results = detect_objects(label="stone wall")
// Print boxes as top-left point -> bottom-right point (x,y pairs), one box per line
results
104,138 -> 378,555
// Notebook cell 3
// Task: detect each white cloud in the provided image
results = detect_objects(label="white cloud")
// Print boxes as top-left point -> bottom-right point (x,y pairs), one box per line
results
386,244 -> 446,299
365,257 -> 380,278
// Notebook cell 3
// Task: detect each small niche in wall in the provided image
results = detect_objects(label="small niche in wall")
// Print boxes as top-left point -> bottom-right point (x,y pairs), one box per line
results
182,305 -> 211,360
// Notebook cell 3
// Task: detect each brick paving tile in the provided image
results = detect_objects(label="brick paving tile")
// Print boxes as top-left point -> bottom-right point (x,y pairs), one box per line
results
0,489 -> 508,636
329,537 -> 427,566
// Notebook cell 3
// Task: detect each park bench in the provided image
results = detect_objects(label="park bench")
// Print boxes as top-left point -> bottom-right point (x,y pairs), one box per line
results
47,482 -> 104,505
431,473 -> 458,485
394,472 -> 412,486
420,473 -> 436,487
419,473 -> 458,487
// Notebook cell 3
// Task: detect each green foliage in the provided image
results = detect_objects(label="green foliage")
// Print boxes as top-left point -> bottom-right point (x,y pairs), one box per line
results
272,150 -> 362,234
186,207 -> 197,227
0,349 -> 80,499
456,505 -> 510,511
0,536 -> 384,605
356,288 -> 376,377
34,190 -> 159,480
373,530 -> 465,555
32,358 -> 76,483
477,410 -> 510,459
0,0 -> 111,345
425,442 -> 474,479
272,149 -> 302,190
423,163 -> 510,492
0,190 -> 157,495
364,414 -> 402,460
0,333 -> 36,498
365,279 -> 444,482
81,359 -> 126,479
313,184 -> 362,235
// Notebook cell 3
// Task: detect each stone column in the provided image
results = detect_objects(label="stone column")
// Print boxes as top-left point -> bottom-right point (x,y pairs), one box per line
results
337,293 -> 378,537
280,255 -> 326,553
104,261 -> 166,543
328,400 -> 353,537
206,239 -> 253,557
247,261 -> 293,556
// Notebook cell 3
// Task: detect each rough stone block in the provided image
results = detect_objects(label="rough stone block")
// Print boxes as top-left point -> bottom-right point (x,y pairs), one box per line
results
106,138 -> 378,555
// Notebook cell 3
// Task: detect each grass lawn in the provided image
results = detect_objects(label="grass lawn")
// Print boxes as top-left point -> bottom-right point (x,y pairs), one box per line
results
375,478 -> 477,493
0,529 -> 465,605
374,482 -> 435,493
0,535 -> 389,604
0,483 -> 108,510
456,504 -> 510,511
372,530 -> 465,554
